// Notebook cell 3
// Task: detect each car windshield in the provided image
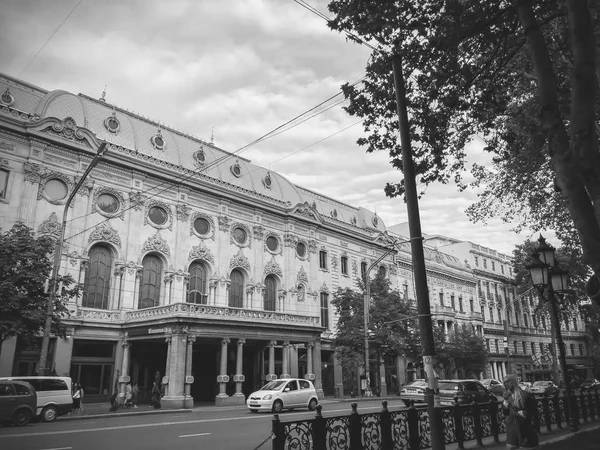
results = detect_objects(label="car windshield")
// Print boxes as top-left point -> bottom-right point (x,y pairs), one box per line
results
405,380 -> 427,387
260,380 -> 287,391
533,381 -> 550,386
438,382 -> 459,390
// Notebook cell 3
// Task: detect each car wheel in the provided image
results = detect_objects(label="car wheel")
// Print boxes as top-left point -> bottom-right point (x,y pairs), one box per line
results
308,399 -> 318,411
41,405 -> 58,422
249,409 -> 258,413
272,400 -> 284,413
12,409 -> 32,427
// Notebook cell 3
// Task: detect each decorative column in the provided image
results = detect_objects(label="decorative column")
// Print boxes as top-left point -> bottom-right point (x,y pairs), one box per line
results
163,336 -> 172,397
266,340 -> 277,381
290,344 -> 299,378
162,328 -> 188,409
216,338 -> 230,405
118,340 -> 131,400
304,343 -> 315,381
163,274 -> 174,305
233,339 -> 246,403
443,321 -> 449,336
313,339 -> 324,399
281,341 -> 290,378
209,278 -> 218,305
184,335 -> 196,408
112,264 -> 125,310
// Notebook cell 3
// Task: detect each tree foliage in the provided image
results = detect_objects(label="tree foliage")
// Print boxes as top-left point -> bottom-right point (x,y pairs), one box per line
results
0,222 -> 78,346
327,0 -> 600,277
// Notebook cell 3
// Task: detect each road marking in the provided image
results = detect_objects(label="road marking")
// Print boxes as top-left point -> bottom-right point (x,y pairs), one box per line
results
39,447 -> 73,450
179,433 -> 210,438
0,405 -> 385,439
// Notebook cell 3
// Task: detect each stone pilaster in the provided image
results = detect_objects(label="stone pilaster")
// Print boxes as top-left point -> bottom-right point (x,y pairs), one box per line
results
290,344 -> 299,378
184,335 -> 196,408
118,340 -> 131,400
266,340 -> 277,381
313,339 -> 324,399
215,338 -> 230,405
162,329 -> 188,409
281,341 -> 290,378
233,338 -> 246,404
304,342 -> 315,381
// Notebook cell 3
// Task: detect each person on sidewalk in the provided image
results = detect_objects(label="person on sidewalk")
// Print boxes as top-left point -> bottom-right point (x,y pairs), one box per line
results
72,383 -> 82,412
151,381 -> 161,409
502,374 -> 538,449
132,382 -> 139,408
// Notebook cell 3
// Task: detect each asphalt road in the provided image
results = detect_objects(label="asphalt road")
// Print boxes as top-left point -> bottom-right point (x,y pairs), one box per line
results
0,401 -> 392,450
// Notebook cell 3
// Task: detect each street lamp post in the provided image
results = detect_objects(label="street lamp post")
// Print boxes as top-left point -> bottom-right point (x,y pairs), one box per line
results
526,234 -> 578,432
37,141 -> 108,375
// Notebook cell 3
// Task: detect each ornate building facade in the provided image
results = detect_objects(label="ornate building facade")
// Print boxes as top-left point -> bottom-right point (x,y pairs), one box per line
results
0,73 -> 398,407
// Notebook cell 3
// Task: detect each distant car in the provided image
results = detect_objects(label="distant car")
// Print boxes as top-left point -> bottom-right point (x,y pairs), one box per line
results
0,380 -> 37,426
246,378 -> 318,413
399,379 -> 427,406
529,380 -> 559,396
481,379 -> 504,396
438,380 -> 493,406
518,381 -> 532,392
580,379 -> 600,389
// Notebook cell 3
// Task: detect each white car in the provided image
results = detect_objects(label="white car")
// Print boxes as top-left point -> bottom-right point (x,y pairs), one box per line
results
246,378 -> 319,413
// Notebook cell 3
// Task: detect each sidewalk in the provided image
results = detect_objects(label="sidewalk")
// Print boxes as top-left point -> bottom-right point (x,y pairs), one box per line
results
59,402 -> 193,421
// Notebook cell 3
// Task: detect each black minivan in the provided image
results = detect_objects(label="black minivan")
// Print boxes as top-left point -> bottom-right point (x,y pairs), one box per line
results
438,379 -> 494,406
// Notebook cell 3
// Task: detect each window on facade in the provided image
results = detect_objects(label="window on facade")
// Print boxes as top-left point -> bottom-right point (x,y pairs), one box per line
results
148,206 -> 168,226
501,265 -> 504,274
564,318 -> 570,330
341,256 -> 348,275
573,318 -> 578,331
44,178 -> 68,201
403,282 -> 408,298
320,292 -> 329,329
360,262 -> 367,280
486,339 -> 490,351
541,317 -> 547,328
491,261 -> 495,271
522,342 -> 527,354
378,265 -> 386,278
296,242 -> 306,258
495,340 -> 500,353
498,308 -> 502,323
138,254 -> 162,309
579,344 -> 585,356
187,261 -> 207,304
0,168 -> 8,198
474,256 -> 479,266
469,298 -> 474,312
483,259 -> 487,269
232,227 -> 247,245
451,294 -> 456,310
264,275 -> 277,311
570,344 -> 575,356
439,292 -> 444,306
489,307 -> 494,322
515,314 -> 520,327
514,342 -> 518,354
83,244 -> 112,309
229,269 -> 244,308
319,250 -> 328,270
458,296 -> 463,312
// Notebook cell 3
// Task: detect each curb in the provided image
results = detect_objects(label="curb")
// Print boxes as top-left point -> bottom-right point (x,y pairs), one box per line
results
538,423 -> 600,447
58,408 -> 192,421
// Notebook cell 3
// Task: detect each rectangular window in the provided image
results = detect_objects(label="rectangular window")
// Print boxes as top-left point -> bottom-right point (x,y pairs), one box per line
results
483,259 -> 487,269
573,319 -> 578,331
570,344 -> 575,356
514,342 -> 518,354
489,307 -> 494,322
486,339 -> 490,351
491,261 -> 495,271
458,296 -> 463,312
474,256 -> 479,266
515,314 -> 520,327
523,342 -> 527,354
319,251 -> 328,270
439,292 -> 444,306
531,342 -> 536,354
341,256 -> 348,275
495,340 -> 500,353
0,169 -> 8,199
523,314 -> 529,328
469,298 -> 474,312
320,292 -> 329,329
501,265 -> 504,274
579,344 -> 585,356
451,294 -> 456,310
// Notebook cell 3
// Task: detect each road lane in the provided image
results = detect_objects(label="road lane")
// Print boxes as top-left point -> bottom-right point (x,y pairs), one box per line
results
0,401 -> 400,450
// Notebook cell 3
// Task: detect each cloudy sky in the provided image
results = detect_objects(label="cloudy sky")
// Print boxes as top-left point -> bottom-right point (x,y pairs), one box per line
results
1,0 -> 537,255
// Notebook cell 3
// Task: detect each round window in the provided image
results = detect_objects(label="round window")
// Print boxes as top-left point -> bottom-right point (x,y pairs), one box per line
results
266,236 -> 279,252
97,193 -> 120,213
154,136 -> 164,147
232,227 -> 247,244
148,206 -> 168,225
106,117 -> 120,132
193,217 -> 210,235
296,242 -> 306,258
44,178 -> 68,201
231,164 -> 241,177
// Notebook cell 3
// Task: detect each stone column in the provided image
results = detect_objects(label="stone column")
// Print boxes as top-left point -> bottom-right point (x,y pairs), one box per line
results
163,274 -> 174,305
162,329 -> 188,409
233,339 -> 246,403
112,265 -> 125,310
313,339 -> 324,399
118,340 -> 131,400
184,335 -> 196,408
443,321 -> 449,336
163,336 -> 172,396
290,344 -> 299,378
266,340 -> 277,381
281,341 -> 290,378
305,343 -> 314,381
209,278 -> 218,305
216,338 -> 230,404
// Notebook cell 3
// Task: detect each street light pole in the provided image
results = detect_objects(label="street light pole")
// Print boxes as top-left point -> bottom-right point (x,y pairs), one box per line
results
37,142 -> 107,375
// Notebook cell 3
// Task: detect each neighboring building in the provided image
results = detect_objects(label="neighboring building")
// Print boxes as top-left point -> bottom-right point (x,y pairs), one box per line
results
0,73 -> 398,407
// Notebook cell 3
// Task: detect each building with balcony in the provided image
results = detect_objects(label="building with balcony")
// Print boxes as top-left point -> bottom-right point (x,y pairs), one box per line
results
0,73 -> 398,407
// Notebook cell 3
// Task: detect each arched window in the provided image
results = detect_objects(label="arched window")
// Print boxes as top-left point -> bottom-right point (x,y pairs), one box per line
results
229,269 -> 244,308
187,261 -> 207,304
138,254 -> 162,309
264,275 -> 277,311
83,244 -> 112,309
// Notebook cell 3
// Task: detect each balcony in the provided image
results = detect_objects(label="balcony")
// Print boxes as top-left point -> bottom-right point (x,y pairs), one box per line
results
73,303 -> 321,328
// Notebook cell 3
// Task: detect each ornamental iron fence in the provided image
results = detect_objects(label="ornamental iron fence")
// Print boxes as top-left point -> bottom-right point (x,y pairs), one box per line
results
271,387 -> 600,450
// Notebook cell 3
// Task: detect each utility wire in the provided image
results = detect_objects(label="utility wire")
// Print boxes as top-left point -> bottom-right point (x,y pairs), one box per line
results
18,0 -> 84,77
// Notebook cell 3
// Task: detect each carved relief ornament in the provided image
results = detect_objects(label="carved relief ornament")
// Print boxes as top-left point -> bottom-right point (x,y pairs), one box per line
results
176,203 -> 191,222
218,215 -> 231,232
297,266 -> 309,285
229,249 -> 250,272
88,221 -> 122,248
264,256 -> 282,278
37,212 -> 61,239
188,242 -> 215,264
129,191 -> 148,212
141,231 -> 170,257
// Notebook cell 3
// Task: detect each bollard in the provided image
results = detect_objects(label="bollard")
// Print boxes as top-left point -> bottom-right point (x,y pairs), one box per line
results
381,401 -> 393,450
472,397 -> 483,447
313,405 -> 326,450
272,414 -> 284,450
407,400 -> 420,450
349,402 -> 362,450
489,395 -> 500,443
453,397 -> 465,450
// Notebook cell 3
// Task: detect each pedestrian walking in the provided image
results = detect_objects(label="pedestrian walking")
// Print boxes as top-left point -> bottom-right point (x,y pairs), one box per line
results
132,382 -> 139,408
72,383 -> 82,412
502,374 -> 538,449
151,381 -> 161,409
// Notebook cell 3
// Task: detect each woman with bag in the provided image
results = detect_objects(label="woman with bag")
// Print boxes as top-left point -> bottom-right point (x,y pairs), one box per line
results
150,381 -> 161,409
72,383 -> 82,412
502,374 -> 538,449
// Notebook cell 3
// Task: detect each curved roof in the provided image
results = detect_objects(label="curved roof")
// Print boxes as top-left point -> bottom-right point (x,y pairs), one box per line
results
0,73 -> 383,231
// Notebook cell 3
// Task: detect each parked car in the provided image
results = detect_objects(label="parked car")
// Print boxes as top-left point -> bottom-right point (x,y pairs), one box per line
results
246,378 -> 318,413
481,379 -> 504,397
529,380 -> 559,396
0,380 -> 37,426
0,376 -> 73,422
580,379 -> 600,389
438,380 -> 493,406
399,379 -> 427,406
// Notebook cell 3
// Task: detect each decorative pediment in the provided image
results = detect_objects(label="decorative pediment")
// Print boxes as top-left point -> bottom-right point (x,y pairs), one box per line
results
188,242 -> 214,264
37,212 -> 61,239
141,231 -> 170,256
28,116 -> 98,148
230,249 -> 250,271
88,221 -> 121,248
264,256 -> 282,278
289,201 -> 322,223
320,282 -> 329,293
297,266 -> 309,285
